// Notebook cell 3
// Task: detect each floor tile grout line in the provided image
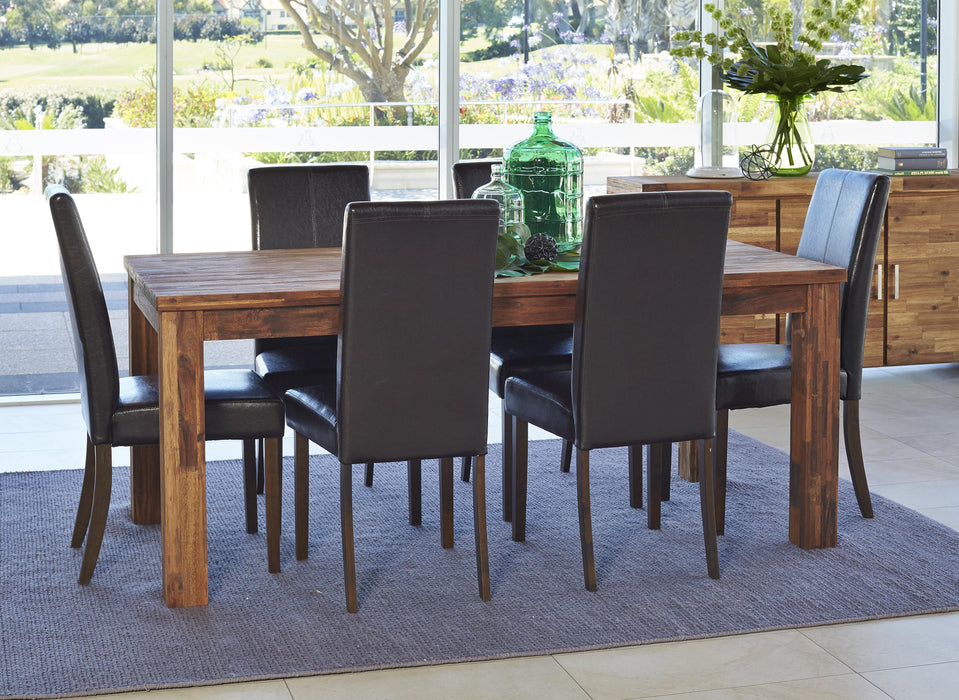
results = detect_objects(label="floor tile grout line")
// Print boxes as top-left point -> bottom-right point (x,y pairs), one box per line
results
547,653 -> 600,700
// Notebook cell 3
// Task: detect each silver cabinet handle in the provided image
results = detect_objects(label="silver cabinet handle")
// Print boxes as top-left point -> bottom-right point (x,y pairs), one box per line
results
876,264 -> 882,300
894,264 -> 900,300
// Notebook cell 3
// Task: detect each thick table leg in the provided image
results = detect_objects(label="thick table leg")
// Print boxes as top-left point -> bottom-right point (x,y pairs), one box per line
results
128,280 -> 161,525
789,283 -> 840,549
159,310 -> 209,607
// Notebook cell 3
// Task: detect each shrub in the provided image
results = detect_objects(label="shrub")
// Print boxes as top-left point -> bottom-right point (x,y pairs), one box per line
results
0,89 -> 116,129
74,156 -> 138,193
0,157 -> 27,193
115,84 -> 227,128
200,16 -> 262,43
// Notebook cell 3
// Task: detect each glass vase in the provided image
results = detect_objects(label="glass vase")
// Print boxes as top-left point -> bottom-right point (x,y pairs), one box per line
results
503,111 -> 583,244
471,163 -> 528,241
766,94 -> 815,177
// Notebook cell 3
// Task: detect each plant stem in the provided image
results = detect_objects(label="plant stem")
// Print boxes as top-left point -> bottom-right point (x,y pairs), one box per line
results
768,94 -> 813,176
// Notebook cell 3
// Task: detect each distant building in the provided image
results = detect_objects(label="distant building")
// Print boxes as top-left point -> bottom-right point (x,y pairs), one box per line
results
211,0 -> 263,22
211,0 -> 295,32
258,0 -> 295,32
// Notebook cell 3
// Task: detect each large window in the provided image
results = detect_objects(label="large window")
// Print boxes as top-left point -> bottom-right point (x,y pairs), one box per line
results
0,0 -> 953,397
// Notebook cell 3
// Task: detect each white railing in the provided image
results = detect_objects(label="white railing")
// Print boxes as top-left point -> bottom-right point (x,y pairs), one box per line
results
0,99 -> 938,158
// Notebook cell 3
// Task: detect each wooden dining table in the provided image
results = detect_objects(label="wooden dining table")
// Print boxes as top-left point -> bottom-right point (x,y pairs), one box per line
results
125,240 -> 846,607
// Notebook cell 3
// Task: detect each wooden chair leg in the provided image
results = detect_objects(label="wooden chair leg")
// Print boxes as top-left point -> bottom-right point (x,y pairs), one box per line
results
460,455 -> 471,482
407,459 -> 422,526
340,461 -> 358,613
440,457 -> 454,548
256,438 -> 265,494
576,449 -> 597,592
678,440 -> 699,482
364,461 -> 374,487
628,444 -> 642,509
645,443 -> 664,530
560,439 -> 572,472
511,416 -> 528,542
698,438 -> 720,579
294,432 -> 309,560
78,444 -> 112,585
472,454 -> 491,601
661,443 -> 672,501
264,437 -> 282,573
843,400 -> 874,518
715,409 -> 729,535
242,439 -> 258,534
71,437 -> 96,548
502,409 -> 513,522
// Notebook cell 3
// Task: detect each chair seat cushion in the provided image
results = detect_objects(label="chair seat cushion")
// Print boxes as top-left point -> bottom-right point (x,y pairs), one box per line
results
254,337 -> 338,392
284,376 -> 338,455
504,370 -> 575,441
112,370 -> 285,446
489,324 -> 573,397
716,344 -> 848,411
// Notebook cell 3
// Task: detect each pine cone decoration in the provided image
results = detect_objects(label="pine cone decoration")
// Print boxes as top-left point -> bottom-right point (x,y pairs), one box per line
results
524,233 -> 559,263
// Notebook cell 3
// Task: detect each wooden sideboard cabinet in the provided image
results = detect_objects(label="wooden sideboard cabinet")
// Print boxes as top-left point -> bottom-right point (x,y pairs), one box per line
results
607,172 -> 959,368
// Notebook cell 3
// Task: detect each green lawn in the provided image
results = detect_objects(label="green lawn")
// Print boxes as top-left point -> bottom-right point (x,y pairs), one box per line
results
0,35 -> 333,94
0,35 -> 612,96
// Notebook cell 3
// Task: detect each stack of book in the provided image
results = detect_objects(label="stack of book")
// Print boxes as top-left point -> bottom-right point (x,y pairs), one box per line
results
875,147 -> 950,176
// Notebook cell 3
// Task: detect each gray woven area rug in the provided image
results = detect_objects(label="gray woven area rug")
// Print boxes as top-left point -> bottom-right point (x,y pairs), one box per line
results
3,432 -> 959,699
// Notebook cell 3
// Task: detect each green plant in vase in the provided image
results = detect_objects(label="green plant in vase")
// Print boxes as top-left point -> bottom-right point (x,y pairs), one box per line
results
671,0 -> 869,176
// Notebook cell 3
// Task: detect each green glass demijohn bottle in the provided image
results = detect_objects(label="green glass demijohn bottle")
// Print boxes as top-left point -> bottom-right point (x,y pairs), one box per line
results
471,163 -> 528,241
503,111 -> 583,244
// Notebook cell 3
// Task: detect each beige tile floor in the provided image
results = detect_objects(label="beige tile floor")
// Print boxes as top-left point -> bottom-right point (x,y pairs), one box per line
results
3,363 -> 959,699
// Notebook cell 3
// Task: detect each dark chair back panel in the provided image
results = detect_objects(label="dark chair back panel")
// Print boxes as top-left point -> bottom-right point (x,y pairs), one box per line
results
47,187 -> 120,444
248,164 -> 370,250
791,169 -> 890,399
572,191 -> 732,450
336,200 -> 500,463
248,164 -> 370,355
452,159 -> 501,199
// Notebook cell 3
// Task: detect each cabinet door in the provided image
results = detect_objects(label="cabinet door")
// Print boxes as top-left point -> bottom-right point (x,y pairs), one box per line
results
886,194 -> 959,365
722,197 -> 778,344
862,222 -> 886,368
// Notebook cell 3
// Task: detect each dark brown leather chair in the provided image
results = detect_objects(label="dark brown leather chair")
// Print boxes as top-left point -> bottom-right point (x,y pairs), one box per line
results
504,191 -> 732,589
46,186 -> 286,583
452,159 -> 575,519
245,165 -> 374,503
279,199 -> 499,612
712,169 -> 890,531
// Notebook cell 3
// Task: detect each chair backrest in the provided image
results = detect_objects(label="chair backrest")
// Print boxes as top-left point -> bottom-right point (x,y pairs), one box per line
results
572,191 -> 732,450
46,186 -> 120,445
791,169 -> 890,399
248,164 -> 370,354
452,159 -> 501,199
336,199 -> 500,463
248,164 -> 370,250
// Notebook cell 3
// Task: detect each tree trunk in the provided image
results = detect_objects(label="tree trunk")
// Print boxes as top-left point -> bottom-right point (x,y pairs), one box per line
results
634,0 -> 670,54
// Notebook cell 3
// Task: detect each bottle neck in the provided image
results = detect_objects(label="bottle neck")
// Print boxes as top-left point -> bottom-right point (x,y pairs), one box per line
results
533,119 -> 553,136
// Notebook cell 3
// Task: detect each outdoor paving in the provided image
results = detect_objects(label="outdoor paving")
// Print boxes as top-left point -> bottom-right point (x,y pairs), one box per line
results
0,272 -> 254,395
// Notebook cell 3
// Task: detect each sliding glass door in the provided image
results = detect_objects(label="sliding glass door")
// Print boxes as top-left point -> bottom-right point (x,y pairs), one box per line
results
0,2 -> 156,394
0,0 -> 952,397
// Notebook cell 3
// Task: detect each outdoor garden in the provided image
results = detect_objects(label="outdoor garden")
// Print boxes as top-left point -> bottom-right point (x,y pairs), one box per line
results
0,0 -> 940,194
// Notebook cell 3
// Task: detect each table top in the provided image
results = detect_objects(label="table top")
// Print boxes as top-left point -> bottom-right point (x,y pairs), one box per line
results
125,240 -> 846,315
